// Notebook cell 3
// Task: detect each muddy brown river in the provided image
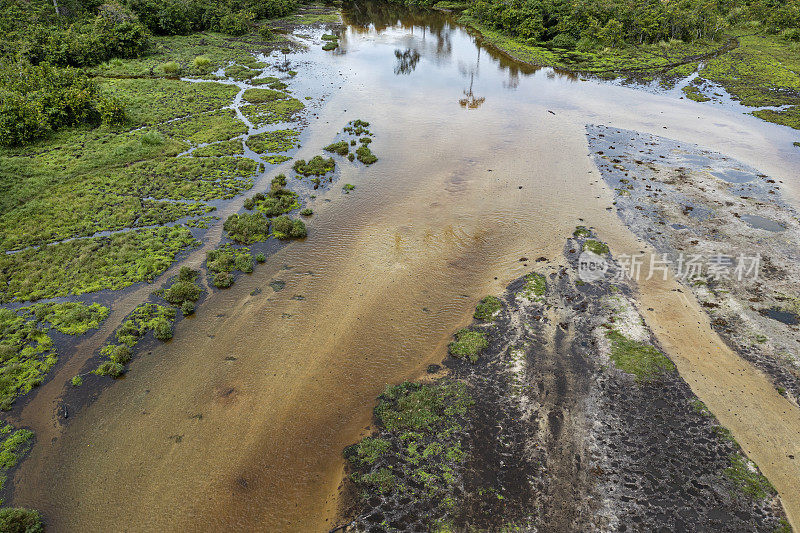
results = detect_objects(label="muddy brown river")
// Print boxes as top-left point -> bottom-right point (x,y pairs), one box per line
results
10,4 -> 800,531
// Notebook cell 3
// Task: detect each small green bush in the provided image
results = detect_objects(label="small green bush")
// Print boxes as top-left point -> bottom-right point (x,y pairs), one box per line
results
162,61 -> 181,75
71,375 -> 83,387
255,252 -> 267,262
94,361 -> 125,378
193,55 -> 212,72
474,296 -> 502,320
356,145 -> 378,165
271,216 -> 306,239
219,10 -> 255,36
141,130 -> 165,145
300,208 -> 313,216
181,301 -> 195,316
214,272 -> 233,288
448,329 -> 488,363
152,317 -> 173,341
223,212 -> 271,244
324,141 -> 349,156
0,508 -> 43,533
163,280 -> 201,305
259,25 -> 274,41
293,156 -> 335,176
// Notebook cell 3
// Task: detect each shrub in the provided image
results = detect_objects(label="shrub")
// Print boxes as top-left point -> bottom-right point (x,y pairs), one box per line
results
71,375 -> 83,387
300,208 -> 313,216
193,55 -> 212,72
163,280 -> 201,304
448,329 -> 488,363
0,508 -> 44,533
178,266 -> 197,282
271,216 -> 306,239
293,156 -> 335,176
181,300 -> 195,316
355,145 -> 377,165
259,25 -> 274,41
94,361 -> 125,378
271,173 -> 288,191
223,212 -> 270,244
324,141 -> 349,156
474,296 -> 502,320
105,344 -> 132,365
152,317 -> 173,340
100,96 -> 126,126
162,61 -> 181,75
0,61 -> 107,146
255,252 -> 266,262
219,10 -> 255,36
213,272 -> 233,288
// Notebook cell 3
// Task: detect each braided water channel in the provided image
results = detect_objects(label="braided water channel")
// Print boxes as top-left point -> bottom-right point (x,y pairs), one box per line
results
9,3 -> 800,531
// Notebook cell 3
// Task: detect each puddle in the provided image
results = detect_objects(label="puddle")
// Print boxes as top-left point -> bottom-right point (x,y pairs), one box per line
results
761,307 -> 799,325
740,214 -> 785,232
711,169 -> 757,183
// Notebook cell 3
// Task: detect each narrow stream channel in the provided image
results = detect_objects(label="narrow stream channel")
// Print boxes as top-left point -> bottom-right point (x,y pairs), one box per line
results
10,3 -> 800,531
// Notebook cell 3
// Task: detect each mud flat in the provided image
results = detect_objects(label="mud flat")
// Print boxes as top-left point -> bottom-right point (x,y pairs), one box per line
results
588,124 -> 800,406
339,231 -> 790,532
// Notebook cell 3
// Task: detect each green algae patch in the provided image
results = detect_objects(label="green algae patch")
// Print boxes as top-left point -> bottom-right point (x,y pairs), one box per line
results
523,272 -> 546,300
448,328 -> 488,363
724,453 -> 775,501
223,213 -> 271,244
682,84 -> 712,102
158,109 -> 247,145
0,309 -> 57,410
345,381 -> 472,515
245,129 -> 299,153
573,225 -> 592,238
474,296 -> 502,321
293,155 -> 335,176
0,226 -> 198,303
0,423 -> 34,497
583,239 -> 609,255
22,303 -> 109,336
606,330 -> 675,382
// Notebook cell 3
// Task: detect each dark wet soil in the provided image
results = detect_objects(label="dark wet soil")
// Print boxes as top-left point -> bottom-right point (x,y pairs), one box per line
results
338,231 -> 788,532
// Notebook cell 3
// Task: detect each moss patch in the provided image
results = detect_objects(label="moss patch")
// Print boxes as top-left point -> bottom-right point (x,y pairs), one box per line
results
606,329 -> 675,382
245,129 -> 299,154
448,328 -> 488,363
583,239 -> 609,255
474,296 -> 502,321
724,453 -> 775,501
0,309 -> 57,410
522,272 -> 546,300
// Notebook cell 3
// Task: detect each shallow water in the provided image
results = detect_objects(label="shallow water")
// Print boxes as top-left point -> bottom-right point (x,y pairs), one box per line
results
11,3 -> 800,531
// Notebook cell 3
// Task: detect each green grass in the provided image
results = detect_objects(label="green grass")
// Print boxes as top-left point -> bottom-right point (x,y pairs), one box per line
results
448,328 -> 488,363
0,226 -> 199,303
682,84 -> 712,102
22,302 -> 109,336
606,329 -> 675,382
573,225 -> 592,238
583,239 -> 609,255
245,129 -> 299,154
0,423 -> 35,501
241,97 -> 305,127
724,453 -> 774,501
474,296 -> 502,320
346,380 -> 472,521
522,272 -> 547,300
0,507 -> 43,532
0,309 -> 57,410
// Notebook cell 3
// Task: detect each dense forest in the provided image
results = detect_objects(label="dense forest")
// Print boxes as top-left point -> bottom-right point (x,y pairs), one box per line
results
0,0 -> 297,146
461,0 -> 800,50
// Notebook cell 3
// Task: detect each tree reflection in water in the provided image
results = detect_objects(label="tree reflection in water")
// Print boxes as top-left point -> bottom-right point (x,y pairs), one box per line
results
394,49 -> 421,75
